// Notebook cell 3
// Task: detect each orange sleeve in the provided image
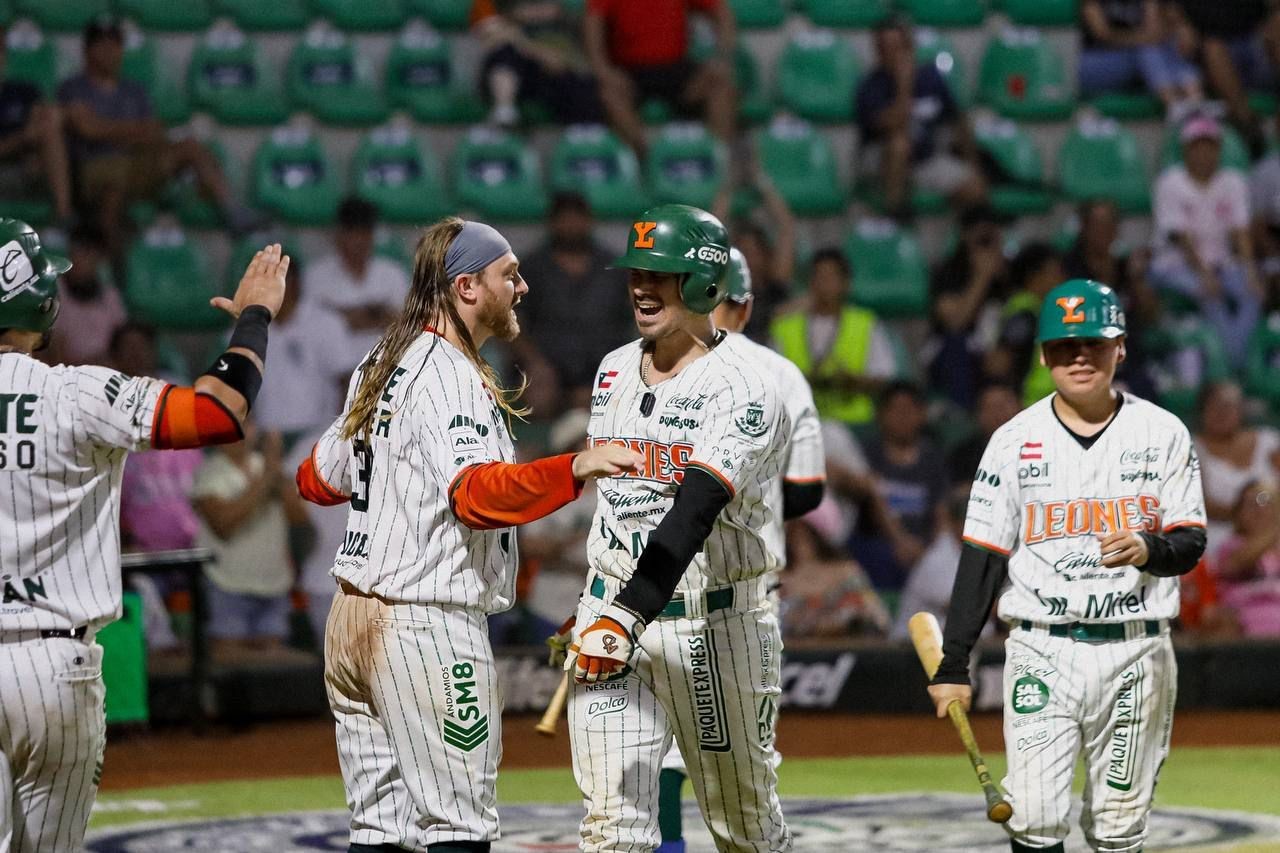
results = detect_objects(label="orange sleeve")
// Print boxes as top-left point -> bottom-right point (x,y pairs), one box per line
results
296,449 -> 350,507
152,388 -> 243,449
449,453 -> 584,530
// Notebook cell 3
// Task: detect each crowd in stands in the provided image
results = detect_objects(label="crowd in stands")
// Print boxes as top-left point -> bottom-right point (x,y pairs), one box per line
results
3,0 -> 1280,654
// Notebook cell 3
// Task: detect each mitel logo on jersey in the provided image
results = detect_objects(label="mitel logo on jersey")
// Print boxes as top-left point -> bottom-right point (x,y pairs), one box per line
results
592,437 -> 693,484
1023,494 -> 1161,544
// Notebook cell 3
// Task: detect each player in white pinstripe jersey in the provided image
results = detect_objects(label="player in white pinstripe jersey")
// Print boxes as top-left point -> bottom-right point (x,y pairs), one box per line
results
296,218 -> 639,853
0,220 -> 290,853
652,247 -> 824,852
929,280 -> 1206,853
561,207 -> 795,852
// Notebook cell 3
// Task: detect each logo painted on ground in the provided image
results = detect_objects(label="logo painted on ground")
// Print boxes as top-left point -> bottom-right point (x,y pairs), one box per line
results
86,795 -> 1280,852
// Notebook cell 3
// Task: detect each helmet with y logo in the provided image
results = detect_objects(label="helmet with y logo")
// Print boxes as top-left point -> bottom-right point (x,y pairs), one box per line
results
613,204 -> 730,314
1036,278 -> 1125,343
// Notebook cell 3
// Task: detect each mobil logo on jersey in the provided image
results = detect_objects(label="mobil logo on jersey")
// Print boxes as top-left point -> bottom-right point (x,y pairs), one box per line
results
1023,494 -> 1162,544
1018,441 -> 1051,483
592,436 -> 693,484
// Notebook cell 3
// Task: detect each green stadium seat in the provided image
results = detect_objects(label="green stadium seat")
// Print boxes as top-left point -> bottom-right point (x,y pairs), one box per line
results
352,123 -> 453,223
215,0 -> 311,30
1058,117 -> 1149,213
452,127 -> 549,221
188,24 -> 289,125
803,0 -> 891,27
13,0 -> 108,32
1249,91 -> 1277,116
777,29 -> 860,123
116,0 -> 213,31
734,43 -> 771,124
1244,312 -> 1280,409
287,24 -> 389,126
1144,314 -> 1231,421
976,28 -> 1075,120
4,21 -> 56,97
252,126 -> 342,224
646,123 -> 728,210
549,125 -> 647,219
1159,119 -> 1252,173
166,137 -> 240,228
844,218 -> 929,317
915,27 -> 967,107
901,0 -> 987,27
974,117 -> 1053,215
0,1 -> 13,27
730,0 -> 786,28
385,21 -> 484,124
124,224 -> 224,330
121,23 -> 190,125
2,198 -> 52,225
99,592 -> 148,725
374,226 -> 414,273
311,0 -> 406,31
406,0 -> 471,31
1000,0 -> 1078,26
1088,91 -> 1162,120
756,116 -> 845,215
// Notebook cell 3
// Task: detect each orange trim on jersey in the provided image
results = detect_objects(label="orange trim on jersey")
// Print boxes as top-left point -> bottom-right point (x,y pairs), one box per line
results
296,445 -> 349,507
962,535 -> 1012,556
423,325 -> 443,336
1163,520 -> 1206,532
685,461 -> 735,497
783,475 -> 827,484
450,453 -> 584,530
153,389 -> 242,449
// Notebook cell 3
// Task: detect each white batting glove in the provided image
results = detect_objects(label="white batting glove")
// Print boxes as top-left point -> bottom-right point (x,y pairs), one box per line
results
565,603 -> 644,684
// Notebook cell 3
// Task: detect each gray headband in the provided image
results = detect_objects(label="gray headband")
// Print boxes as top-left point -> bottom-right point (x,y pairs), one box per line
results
444,221 -> 512,280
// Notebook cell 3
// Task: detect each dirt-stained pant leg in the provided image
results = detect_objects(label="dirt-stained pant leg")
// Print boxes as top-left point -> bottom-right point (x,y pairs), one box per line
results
0,638 -> 105,853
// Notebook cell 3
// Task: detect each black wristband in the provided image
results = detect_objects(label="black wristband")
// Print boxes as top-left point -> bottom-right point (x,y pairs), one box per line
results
228,305 -> 271,360
203,351 -> 263,408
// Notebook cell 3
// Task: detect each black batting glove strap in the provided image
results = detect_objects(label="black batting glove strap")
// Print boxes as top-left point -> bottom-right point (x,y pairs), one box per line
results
228,304 -> 272,360
203,351 -> 263,408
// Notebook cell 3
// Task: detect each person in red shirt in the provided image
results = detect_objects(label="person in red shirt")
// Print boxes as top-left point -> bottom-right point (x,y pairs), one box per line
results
584,0 -> 736,157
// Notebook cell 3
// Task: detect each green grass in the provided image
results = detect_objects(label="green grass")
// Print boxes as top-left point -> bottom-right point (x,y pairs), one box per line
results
91,747 -> 1280,831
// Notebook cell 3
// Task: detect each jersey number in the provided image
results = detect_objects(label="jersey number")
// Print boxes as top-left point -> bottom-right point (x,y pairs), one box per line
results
0,439 -> 35,470
351,438 -> 373,512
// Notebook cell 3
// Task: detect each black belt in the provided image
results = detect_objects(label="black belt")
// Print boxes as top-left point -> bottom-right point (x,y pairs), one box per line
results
41,626 -> 88,640
1019,619 -> 1161,642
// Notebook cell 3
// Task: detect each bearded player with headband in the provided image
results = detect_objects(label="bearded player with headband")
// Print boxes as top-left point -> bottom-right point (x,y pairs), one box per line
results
928,279 -> 1206,853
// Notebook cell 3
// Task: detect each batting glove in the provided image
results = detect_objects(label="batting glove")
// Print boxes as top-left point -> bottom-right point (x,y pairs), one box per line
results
565,603 -> 644,684
546,614 -> 576,668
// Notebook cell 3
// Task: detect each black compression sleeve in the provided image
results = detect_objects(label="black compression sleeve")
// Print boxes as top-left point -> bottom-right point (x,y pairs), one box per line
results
931,543 -> 1009,686
228,305 -> 271,359
614,467 -> 733,624
782,481 -> 824,520
1139,526 -> 1207,577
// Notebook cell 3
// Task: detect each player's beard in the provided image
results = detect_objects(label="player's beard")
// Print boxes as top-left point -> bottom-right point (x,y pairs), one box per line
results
479,287 -> 521,342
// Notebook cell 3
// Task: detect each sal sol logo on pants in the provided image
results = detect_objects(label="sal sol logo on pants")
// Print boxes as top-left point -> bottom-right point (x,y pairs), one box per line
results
441,662 -> 489,752
1012,675 -> 1049,714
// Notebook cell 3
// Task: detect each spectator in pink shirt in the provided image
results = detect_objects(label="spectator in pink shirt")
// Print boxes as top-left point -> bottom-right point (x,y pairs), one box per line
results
48,226 -> 125,365
1213,480 -> 1280,637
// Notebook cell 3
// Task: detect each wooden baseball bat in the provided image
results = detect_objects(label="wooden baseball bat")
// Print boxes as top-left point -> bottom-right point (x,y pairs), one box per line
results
908,611 -> 1014,824
535,671 -> 570,737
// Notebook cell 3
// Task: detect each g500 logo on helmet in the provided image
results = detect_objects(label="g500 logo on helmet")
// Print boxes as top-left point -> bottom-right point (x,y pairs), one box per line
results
684,245 -> 729,265
0,241 -> 38,304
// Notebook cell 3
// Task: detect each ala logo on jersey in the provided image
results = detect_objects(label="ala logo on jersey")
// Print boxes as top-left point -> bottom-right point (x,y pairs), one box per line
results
734,401 -> 768,437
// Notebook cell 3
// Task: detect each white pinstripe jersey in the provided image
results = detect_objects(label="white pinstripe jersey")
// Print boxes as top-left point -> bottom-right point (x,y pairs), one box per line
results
586,334 -> 791,592
0,354 -> 166,632
964,392 -> 1205,623
311,332 -> 518,611
736,334 -> 824,566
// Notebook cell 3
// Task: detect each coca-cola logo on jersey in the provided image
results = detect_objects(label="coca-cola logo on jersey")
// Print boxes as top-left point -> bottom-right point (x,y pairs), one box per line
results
1120,447 -> 1160,465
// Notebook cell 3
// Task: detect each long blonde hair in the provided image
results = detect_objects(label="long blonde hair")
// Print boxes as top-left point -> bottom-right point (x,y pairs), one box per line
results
340,217 -> 528,440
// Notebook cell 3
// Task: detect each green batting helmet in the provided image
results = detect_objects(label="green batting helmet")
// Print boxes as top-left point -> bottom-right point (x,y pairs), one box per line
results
1036,278 -> 1125,344
613,204 -> 730,314
0,218 -> 68,334
723,247 -> 752,305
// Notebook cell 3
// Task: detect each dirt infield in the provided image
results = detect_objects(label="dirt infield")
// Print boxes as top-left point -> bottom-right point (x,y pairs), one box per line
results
100,709 -> 1280,791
